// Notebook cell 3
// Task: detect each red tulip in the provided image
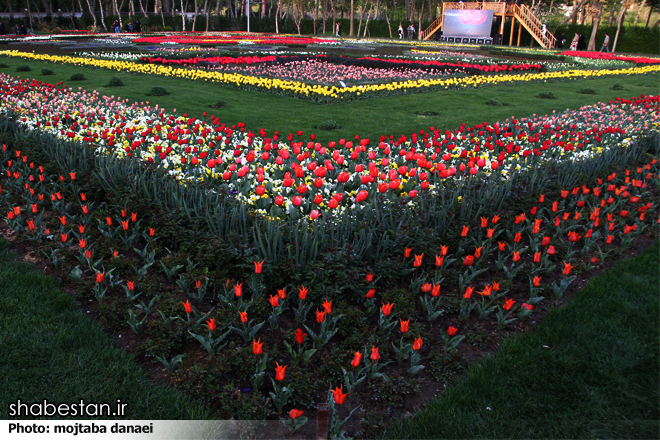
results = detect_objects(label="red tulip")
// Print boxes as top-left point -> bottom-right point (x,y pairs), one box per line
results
253,260 -> 264,274
447,326 -> 458,336
182,300 -> 192,314
404,247 -> 412,258
412,335 -> 423,351
370,346 -> 380,362
253,338 -> 263,355
400,319 -> 410,333
365,288 -> 376,299
381,302 -> 394,316
289,409 -> 303,419
298,285 -> 308,300
563,262 -> 575,275
294,328 -> 306,344
413,254 -> 424,267
350,351 -> 362,369
275,362 -> 286,381
239,310 -> 248,323
206,318 -> 217,331
316,309 -> 326,323
234,283 -> 243,297
463,255 -> 474,266
330,384 -> 348,405
269,295 -> 280,307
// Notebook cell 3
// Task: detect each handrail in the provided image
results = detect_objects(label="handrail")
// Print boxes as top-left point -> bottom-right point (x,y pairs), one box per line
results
513,4 -> 556,48
421,16 -> 443,40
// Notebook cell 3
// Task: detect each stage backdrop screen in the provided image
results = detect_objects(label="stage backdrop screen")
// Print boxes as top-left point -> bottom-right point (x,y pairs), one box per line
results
443,9 -> 494,37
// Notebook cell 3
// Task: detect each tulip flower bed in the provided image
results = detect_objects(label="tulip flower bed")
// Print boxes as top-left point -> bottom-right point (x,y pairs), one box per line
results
1,68 -> 659,434
3,49 -> 660,103
561,50 -> 660,65
133,33 -> 339,46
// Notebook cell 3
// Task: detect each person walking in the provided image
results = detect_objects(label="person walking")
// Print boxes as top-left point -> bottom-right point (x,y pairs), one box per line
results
569,32 -> 579,51
600,33 -> 610,52
336,22 -> 341,37
398,24 -> 404,39
408,23 -> 415,40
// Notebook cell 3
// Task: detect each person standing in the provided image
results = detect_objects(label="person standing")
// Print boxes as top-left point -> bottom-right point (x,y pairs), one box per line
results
569,32 -> 579,51
600,33 -> 610,52
408,23 -> 415,40
0,21 -> 6,35
398,24 -> 404,39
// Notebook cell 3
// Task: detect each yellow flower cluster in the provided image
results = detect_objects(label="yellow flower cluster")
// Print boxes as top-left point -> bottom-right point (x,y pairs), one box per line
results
2,50 -> 659,101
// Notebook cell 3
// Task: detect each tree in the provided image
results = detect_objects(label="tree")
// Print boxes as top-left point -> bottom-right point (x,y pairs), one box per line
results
612,0 -> 629,52
587,0 -> 603,50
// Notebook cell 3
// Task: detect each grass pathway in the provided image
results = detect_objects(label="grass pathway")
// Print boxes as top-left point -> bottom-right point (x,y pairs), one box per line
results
0,239 -> 209,420
387,242 -> 660,439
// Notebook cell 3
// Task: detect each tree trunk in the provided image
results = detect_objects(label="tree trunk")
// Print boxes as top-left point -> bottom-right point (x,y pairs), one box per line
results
612,2 -> 627,52
192,0 -> 199,30
646,5 -> 654,27
608,1 -> 615,26
205,0 -> 209,31
587,0 -> 602,51
357,0 -> 369,36
84,0 -> 97,28
559,0 -> 588,29
633,0 -> 646,26
384,8 -> 392,37
129,0 -> 134,18
99,0 -> 107,30
331,0 -> 336,33
417,0 -> 424,39
349,0 -> 354,35
180,0 -> 185,29
40,0 -> 53,19
138,0 -> 148,17
365,0 -> 378,36
275,0 -> 281,32
322,0 -> 327,33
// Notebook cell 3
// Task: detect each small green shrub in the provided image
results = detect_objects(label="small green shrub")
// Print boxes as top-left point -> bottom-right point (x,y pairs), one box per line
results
69,73 -> 86,81
148,86 -> 170,96
578,88 -> 596,95
485,99 -> 505,106
316,119 -> 340,131
536,92 -> 556,99
16,65 -> 32,72
415,110 -> 440,117
0,63 -> 8,68
41,68 -> 54,76
106,77 -> 124,87
208,100 -> 227,108
612,83 -> 624,90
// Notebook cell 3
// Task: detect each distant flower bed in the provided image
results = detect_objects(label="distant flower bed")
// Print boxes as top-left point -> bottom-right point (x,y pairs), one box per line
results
133,34 -> 340,46
561,50 -> 660,64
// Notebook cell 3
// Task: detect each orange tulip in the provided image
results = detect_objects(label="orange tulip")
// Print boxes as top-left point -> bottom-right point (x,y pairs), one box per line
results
463,255 -> 474,266
298,285 -> 309,300
322,299 -> 332,314
404,247 -> 412,258
463,286 -> 474,299
512,251 -> 520,262
182,300 -> 192,314
277,288 -> 286,299
400,319 -> 410,333
275,362 -> 286,381
447,326 -> 458,336
435,255 -> 444,267
366,288 -> 376,299
239,310 -> 248,323
206,318 -> 216,331
253,260 -> 264,274
381,302 -> 394,316
253,338 -> 263,355
330,384 -> 348,405
234,283 -> 243,297
533,276 -> 541,287
503,298 -> 515,310
412,335 -> 423,351
365,273 -> 374,283
350,351 -> 362,369
413,254 -> 424,267
474,247 -> 483,258
95,272 -> 104,283
269,295 -> 280,307
370,346 -> 380,362
461,225 -> 469,236
316,309 -> 326,323
440,245 -> 449,256
563,262 -> 575,275
431,284 -> 441,297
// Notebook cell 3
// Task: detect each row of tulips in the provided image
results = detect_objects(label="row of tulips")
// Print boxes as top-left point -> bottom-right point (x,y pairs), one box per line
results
1,72 -> 658,223
560,50 -> 660,65
1,132 -> 658,428
132,34 -> 340,46
2,49 -> 659,102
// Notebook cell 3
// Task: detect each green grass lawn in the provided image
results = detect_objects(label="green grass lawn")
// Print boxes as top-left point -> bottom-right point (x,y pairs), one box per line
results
0,53 -> 658,144
0,239 -> 209,420
387,242 -> 660,439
